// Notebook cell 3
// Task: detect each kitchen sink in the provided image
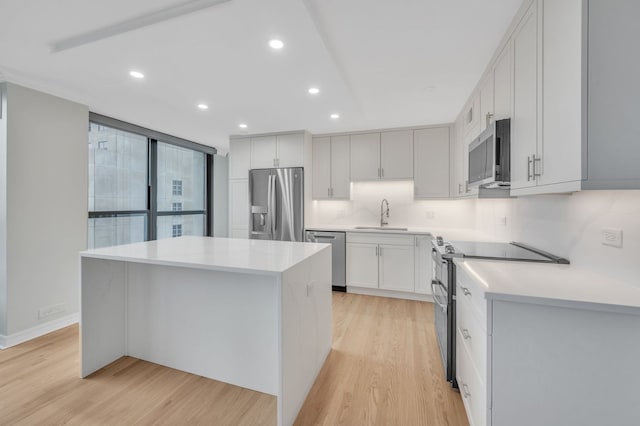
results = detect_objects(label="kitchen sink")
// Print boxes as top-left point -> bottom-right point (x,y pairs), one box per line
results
353,226 -> 409,231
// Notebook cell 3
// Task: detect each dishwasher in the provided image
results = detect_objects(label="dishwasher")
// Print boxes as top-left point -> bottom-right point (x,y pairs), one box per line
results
305,230 -> 346,291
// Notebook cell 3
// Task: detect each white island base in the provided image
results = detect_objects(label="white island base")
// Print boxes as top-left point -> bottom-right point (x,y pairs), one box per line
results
80,236 -> 332,426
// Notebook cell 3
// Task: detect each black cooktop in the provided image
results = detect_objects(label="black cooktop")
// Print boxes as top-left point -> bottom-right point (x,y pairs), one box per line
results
447,241 -> 569,264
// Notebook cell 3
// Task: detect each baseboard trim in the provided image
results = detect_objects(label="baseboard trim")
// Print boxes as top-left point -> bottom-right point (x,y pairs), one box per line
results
347,286 -> 433,302
0,313 -> 79,349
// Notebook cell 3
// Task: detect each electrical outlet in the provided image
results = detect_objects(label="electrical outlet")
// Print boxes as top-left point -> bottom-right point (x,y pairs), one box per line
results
426,211 -> 435,220
38,303 -> 66,320
601,228 -> 623,248
498,216 -> 507,226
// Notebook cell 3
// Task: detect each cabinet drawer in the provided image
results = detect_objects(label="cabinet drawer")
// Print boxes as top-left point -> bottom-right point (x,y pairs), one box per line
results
457,293 -> 487,380
456,264 -> 487,320
457,328 -> 487,426
346,232 -> 413,246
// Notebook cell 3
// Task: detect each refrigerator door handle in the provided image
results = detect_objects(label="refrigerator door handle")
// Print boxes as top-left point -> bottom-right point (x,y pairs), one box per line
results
269,174 -> 277,237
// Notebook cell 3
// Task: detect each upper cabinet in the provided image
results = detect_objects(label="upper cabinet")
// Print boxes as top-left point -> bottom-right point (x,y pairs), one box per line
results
350,133 -> 381,181
380,130 -> 414,179
510,2 -> 540,192
228,137 -> 251,179
350,131 -> 413,181
312,135 -> 350,199
493,41 -> 513,121
250,133 -> 304,169
414,127 -> 450,199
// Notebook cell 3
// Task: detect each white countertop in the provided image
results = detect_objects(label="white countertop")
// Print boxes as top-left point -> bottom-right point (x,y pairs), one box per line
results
306,225 -> 498,241
454,258 -> 640,314
80,236 -> 330,276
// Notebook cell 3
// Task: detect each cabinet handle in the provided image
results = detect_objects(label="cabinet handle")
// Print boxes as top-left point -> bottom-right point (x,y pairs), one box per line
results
377,167 -> 381,178
527,156 -> 533,181
376,246 -> 379,256
485,112 -> 493,128
381,168 -> 384,178
331,187 -> 334,197
458,183 -> 463,194
461,286 -> 471,297
462,329 -> 471,340
532,154 -> 541,178
461,382 -> 471,398
379,247 -> 383,257
465,180 -> 469,193
328,188 -> 330,197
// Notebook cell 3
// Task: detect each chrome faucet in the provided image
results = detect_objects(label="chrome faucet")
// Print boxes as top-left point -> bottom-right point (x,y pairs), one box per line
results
380,198 -> 390,227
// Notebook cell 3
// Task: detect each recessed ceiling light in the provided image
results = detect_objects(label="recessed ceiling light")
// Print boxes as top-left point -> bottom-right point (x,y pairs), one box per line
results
197,104 -> 209,110
269,39 -> 284,49
330,113 -> 340,119
239,123 -> 248,129
308,87 -> 320,95
129,70 -> 145,79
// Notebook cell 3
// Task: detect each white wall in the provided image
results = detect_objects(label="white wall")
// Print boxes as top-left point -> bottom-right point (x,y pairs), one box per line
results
475,190 -> 640,285
307,180 -> 476,229
3,83 -> 88,338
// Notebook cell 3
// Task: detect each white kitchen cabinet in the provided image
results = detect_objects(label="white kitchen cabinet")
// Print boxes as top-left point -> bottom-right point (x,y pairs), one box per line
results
250,133 -> 304,169
378,244 -> 415,292
312,135 -> 350,199
228,178 -> 249,238
380,130 -> 413,180
228,137 -> 251,179
250,135 -> 277,169
346,233 -> 414,292
479,73 -> 494,134
346,242 -> 379,289
493,41 -> 513,121
510,2 -> 539,191
413,235 -> 433,295
413,127 -> 450,199
276,133 -> 304,168
462,92 -> 480,137
350,133 -> 381,181
350,131 -> 412,181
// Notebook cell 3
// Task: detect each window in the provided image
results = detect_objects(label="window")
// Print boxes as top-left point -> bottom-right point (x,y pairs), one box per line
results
172,179 -> 183,196
88,114 -> 216,248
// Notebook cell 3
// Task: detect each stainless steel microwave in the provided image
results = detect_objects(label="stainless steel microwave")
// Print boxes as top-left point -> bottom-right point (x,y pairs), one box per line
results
468,118 -> 511,187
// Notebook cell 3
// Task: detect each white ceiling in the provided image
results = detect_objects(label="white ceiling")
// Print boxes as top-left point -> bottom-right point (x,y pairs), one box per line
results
0,0 -> 522,153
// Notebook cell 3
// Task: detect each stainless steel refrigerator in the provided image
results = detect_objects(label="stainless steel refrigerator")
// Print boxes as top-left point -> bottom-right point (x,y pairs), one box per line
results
249,167 -> 304,242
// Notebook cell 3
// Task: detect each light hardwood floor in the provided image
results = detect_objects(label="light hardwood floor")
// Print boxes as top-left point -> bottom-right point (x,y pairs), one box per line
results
0,292 -> 467,425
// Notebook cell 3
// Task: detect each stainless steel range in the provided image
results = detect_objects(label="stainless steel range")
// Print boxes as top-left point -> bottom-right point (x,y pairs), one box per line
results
430,237 -> 569,389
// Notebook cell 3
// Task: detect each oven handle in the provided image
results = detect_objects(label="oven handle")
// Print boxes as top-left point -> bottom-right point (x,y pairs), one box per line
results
431,280 -> 449,312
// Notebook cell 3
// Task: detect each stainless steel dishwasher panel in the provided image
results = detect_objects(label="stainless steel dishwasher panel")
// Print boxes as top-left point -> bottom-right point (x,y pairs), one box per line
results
305,230 -> 346,291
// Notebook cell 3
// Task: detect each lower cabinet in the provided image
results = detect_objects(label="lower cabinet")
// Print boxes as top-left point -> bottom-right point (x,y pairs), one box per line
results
346,233 -> 415,292
456,260 -> 640,426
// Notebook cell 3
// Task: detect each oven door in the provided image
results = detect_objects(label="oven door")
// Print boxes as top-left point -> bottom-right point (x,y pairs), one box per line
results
431,248 -> 450,377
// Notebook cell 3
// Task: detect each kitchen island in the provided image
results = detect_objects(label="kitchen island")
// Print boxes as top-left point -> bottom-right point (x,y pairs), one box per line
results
80,236 -> 332,426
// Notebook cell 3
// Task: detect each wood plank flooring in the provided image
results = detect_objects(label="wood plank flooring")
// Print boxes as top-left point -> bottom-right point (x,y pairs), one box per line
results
0,292 -> 467,425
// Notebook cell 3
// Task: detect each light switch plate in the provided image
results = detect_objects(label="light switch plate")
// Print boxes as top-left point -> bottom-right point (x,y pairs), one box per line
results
602,228 -> 623,248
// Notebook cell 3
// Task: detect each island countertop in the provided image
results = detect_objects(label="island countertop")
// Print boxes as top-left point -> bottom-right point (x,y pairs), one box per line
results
80,236 -> 330,276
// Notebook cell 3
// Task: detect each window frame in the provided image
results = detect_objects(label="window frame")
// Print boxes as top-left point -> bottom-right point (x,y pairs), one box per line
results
88,113 -> 216,246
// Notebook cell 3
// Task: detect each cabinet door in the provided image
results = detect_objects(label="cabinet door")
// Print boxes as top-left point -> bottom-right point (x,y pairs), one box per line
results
539,0 -> 582,187
510,4 -> 539,190
330,135 -> 351,199
276,133 -> 304,168
494,41 -> 513,120
346,243 -> 379,288
228,178 -> 249,237
378,244 -> 414,292
479,73 -> 495,134
350,133 -> 381,181
229,137 -> 251,179
414,236 -> 433,295
250,136 -> 277,169
413,127 -> 450,199
380,130 -> 413,179
452,117 -> 466,197
312,137 -> 331,199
